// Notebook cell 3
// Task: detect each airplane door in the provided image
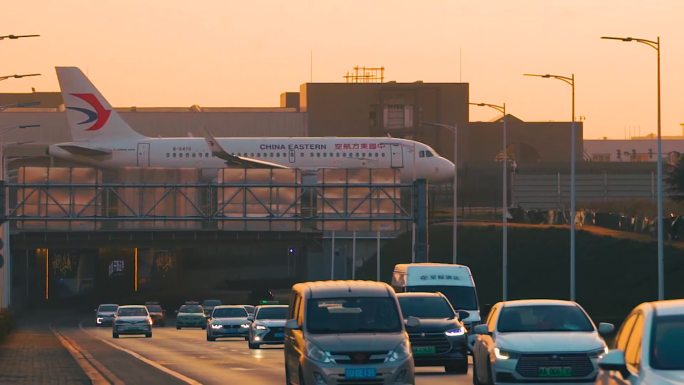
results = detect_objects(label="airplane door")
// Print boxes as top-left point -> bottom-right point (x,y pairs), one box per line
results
289,149 -> 296,163
385,143 -> 403,168
137,143 -> 150,167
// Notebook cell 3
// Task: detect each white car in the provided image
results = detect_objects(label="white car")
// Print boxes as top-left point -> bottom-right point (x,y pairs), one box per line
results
596,299 -> 684,385
472,299 -> 613,385
112,305 -> 153,338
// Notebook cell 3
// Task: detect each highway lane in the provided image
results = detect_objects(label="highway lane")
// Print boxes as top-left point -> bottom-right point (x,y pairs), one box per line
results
59,317 -> 472,385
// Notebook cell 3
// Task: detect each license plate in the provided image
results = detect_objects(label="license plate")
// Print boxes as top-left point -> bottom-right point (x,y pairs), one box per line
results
538,366 -> 572,377
412,346 -> 436,355
274,332 -> 284,338
345,368 -> 376,379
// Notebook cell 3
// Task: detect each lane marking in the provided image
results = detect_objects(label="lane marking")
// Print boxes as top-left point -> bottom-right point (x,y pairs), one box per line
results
52,324 -> 122,385
80,320 -> 202,385
99,338 -> 202,385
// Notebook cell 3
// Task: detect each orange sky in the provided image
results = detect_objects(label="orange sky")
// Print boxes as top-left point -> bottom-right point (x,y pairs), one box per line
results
2,0 -> 682,139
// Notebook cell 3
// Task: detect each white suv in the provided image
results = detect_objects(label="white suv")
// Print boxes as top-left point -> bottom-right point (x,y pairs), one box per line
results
597,299 -> 684,385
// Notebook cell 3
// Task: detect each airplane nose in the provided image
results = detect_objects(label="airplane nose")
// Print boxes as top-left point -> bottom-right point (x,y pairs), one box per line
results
430,158 -> 455,183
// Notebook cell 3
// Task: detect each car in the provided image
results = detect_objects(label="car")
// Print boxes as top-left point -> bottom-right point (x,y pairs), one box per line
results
472,299 -> 613,385
397,292 -> 469,374
176,303 -> 206,329
206,305 -> 252,341
284,280 -> 415,385
95,304 -> 118,327
201,299 -> 222,317
112,305 -> 153,338
248,304 -> 288,349
144,302 -> 166,326
596,298 -> 684,385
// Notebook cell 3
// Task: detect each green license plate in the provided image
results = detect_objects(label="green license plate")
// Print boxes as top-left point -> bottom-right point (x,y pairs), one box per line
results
412,346 -> 436,355
538,366 -> 572,377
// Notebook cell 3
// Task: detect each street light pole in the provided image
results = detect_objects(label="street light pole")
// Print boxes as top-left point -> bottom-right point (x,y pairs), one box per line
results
469,102 -> 507,300
524,73 -> 576,300
602,35 -> 663,300
424,122 -> 458,264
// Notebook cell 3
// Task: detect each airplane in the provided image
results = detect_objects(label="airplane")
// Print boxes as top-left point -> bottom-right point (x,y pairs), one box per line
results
48,67 -> 455,183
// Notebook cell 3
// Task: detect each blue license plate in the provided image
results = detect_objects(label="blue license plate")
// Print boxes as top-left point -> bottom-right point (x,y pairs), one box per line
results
274,332 -> 284,338
345,368 -> 376,379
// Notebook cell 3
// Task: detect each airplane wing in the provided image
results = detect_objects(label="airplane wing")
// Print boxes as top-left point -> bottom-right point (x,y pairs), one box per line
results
57,144 -> 112,157
203,129 -> 287,169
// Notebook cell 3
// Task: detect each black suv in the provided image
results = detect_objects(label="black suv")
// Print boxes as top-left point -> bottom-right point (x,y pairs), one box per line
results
397,292 -> 469,374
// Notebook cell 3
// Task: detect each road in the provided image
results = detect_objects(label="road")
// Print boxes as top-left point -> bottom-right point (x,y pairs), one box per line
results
54,315 -> 473,385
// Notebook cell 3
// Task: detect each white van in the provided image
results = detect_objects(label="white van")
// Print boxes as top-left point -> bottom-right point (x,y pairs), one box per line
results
392,263 -> 481,336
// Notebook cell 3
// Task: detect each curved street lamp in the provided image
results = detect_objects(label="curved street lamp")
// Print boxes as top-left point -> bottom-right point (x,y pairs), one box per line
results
602,35 -> 663,300
0,34 -> 40,40
0,73 -> 41,82
524,72 -> 577,301
470,102 -> 508,300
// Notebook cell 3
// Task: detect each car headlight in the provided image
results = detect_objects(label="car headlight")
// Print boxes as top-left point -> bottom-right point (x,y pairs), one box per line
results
495,347 -> 511,360
255,324 -> 268,330
385,340 -> 411,363
240,323 -> 251,328
445,326 -> 466,336
588,346 -> 609,358
306,342 -> 336,364
211,324 -> 223,329
96,317 -> 103,324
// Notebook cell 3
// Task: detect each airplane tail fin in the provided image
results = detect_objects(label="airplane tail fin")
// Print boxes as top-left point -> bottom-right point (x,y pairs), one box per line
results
56,67 -> 145,142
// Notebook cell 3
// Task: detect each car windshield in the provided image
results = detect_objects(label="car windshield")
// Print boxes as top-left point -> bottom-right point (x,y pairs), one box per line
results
307,297 -> 402,334
256,307 -> 288,320
650,315 -> 684,370
99,305 -> 118,312
179,305 -> 203,313
243,305 -> 255,313
406,285 -> 478,311
497,305 -> 594,333
146,305 -> 162,312
202,300 -> 221,307
117,307 -> 148,317
399,296 -> 455,319
213,308 -> 248,318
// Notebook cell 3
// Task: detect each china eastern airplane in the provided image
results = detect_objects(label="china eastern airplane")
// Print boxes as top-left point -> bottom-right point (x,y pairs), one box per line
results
48,67 -> 455,183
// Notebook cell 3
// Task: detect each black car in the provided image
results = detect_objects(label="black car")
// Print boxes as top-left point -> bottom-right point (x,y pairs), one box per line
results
397,292 -> 469,374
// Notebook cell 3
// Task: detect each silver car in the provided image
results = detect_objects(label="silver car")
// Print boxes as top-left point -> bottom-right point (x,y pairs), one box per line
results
472,299 -> 613,385
95,304 -> 118,327
284,281 -> 415,385
206,305 -> 251,341
248,305 -> 288,349
112,305 -> 153,338
597,299 -> 684,385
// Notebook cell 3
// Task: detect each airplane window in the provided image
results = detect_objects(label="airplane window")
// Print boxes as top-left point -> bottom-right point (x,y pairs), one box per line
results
166,153 -> 170,158
356,153 -> 360,157
375,152 -> 379,157
172,153 -> 176,158
301,153 -> 305,157
336,153 -> 340,157
276,153 -> 280,158
362,153 -> 366,157
310,152 -> 314,157
206,153 -> 210,157
381,153 -> 385,157
316,153 -> 320,157
269,152 -> 274,157
185,153 -> 189,158
191,153 -> 195,158
323,153 -> 327,157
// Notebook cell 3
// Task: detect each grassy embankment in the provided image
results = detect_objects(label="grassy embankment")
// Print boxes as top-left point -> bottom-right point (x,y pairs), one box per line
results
357,223 -> 684,325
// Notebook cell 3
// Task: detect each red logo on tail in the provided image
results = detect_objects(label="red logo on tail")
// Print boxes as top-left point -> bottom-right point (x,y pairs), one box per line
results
67,93 -> 111,131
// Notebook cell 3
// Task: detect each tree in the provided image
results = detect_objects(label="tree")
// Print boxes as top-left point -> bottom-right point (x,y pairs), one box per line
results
665,156 -> 684,201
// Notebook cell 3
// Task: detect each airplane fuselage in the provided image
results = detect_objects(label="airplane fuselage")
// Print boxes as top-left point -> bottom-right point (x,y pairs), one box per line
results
49,137 -> 455,183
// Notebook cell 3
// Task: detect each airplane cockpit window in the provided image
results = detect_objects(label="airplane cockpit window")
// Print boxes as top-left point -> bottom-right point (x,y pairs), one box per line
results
426,151 -> 434,157
419,150 -> 426,158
